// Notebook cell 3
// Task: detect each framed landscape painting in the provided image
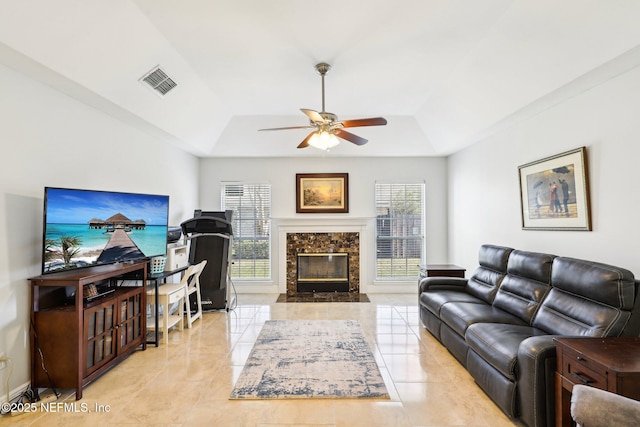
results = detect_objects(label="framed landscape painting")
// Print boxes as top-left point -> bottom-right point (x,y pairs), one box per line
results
518,147 -> 591,230
296,173 -> 349,213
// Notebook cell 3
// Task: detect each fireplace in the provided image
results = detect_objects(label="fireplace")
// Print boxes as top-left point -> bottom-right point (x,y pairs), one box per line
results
285,232 -> 360,295
297,253 -> 349,293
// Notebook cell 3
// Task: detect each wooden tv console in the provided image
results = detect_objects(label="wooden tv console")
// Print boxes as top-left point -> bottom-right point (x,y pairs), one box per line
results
29,262 -> 147,400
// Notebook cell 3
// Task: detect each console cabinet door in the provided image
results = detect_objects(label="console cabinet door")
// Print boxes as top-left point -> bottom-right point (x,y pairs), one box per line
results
84,299 -> 117,376
118,288 -> 144,353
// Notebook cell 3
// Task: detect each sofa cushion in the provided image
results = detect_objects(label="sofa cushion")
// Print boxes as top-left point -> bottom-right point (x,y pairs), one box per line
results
420,290 -> 485,316
532,257 -> 636,337
466,245 -> 513,303
533,288 -> 631,337
552,257 -> 635,309
506,250 -> 555,284
478,244 -> 514,272
465,323 -> 548,380
493,250 -> 555,324
440,302 -> 526,337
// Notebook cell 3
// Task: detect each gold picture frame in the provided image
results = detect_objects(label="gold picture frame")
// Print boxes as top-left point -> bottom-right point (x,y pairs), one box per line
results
296,173 -> 349,213
518,147 -> 592,230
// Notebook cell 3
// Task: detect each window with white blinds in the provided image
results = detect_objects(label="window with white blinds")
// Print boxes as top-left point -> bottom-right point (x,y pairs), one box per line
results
221,182 -> 271,280
375,182 -> 425,279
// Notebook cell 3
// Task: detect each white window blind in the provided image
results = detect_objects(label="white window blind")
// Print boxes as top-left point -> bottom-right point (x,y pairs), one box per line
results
375,182 -> 425,279
221,182 -> 271,280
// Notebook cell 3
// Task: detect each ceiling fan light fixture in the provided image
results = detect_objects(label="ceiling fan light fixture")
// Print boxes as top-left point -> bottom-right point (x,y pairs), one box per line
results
308,131 -> 340,151
258,62 -> 386,150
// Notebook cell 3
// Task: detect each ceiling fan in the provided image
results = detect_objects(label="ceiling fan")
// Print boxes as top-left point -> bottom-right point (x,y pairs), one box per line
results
259,63 -> 387,150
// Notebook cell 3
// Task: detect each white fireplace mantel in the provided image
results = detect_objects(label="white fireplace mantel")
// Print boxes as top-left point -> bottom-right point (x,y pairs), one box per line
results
274,216 -> 374,230
275,217 -> 375,294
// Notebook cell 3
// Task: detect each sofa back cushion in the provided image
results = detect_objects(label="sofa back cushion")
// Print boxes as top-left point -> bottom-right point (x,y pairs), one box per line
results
466,245 -> 513,304
492,250 -> 555,323
533,257 -> 636,337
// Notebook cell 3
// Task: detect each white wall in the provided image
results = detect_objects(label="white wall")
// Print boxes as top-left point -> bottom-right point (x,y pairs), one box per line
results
199,156 -> 449,293
0,64 -> 200,399
449,63 -> 640,276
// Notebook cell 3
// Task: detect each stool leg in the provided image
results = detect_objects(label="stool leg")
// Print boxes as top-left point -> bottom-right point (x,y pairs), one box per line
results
194,284 -> 202,322
178,291 -> 184,331
185,290 -> 193,328
162,294 -> 169,344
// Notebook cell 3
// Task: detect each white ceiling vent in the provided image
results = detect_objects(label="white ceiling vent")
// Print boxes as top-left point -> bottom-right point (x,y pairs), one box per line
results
140,66 -> 177,96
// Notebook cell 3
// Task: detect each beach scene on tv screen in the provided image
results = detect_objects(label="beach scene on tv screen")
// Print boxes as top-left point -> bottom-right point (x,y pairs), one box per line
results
44,188 -> 169,273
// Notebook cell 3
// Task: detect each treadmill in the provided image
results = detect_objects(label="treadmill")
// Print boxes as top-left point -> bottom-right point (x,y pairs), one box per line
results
180,210 -> 233,311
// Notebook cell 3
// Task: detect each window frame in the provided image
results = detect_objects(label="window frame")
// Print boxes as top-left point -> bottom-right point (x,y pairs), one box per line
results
220,181 -> 272,281
374,181 -> 426,281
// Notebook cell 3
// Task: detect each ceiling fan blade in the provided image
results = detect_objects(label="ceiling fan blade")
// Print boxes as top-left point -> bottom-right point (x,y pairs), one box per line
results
258,125 -> 315,131
297,132 -> 316,149
301,108 -> 325,123
339,117 -> 387,128
334,129 -> 368,146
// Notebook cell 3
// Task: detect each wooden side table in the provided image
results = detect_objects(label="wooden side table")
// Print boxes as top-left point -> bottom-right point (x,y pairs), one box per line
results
419,264 -> 466,279
553,337 -> 640,427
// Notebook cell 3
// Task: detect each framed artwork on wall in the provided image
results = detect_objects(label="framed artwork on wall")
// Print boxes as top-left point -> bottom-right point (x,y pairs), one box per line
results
518,147 -> 591,230
296,173 -> 349,213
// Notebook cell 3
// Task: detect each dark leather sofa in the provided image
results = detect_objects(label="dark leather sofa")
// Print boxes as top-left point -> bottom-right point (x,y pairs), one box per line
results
418,244 -> 640,427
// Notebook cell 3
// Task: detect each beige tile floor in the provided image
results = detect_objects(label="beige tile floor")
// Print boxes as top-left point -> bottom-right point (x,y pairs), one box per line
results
6,294 -> 520,426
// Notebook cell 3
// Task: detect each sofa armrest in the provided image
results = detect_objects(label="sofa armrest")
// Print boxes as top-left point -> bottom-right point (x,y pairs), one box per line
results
571,384 -> 640,427
418,276 -> 468,294
517,334 -> 559,427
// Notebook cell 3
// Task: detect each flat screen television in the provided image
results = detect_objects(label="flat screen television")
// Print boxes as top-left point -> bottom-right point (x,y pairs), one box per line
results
42,187 -> 170,274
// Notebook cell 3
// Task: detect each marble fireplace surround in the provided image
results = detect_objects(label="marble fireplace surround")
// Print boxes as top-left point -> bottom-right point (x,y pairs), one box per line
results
287,232 -> 358,294
276,218 -> 372,295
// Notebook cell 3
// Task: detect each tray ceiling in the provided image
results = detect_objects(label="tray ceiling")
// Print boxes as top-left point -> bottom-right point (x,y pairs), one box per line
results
2,1 -> 640,157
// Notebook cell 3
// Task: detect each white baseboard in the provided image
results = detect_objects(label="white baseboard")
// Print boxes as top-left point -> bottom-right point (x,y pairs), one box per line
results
367,282 -> 416,294
1,381 -> 31,404
231,282 -> 279,294
230,283 -> 416,294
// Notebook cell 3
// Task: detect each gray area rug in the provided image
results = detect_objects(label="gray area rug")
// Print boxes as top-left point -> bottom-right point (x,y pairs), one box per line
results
230,320 -> 389,399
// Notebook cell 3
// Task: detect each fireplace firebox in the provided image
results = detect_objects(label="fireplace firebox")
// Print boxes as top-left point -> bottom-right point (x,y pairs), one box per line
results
296,253 -> 349,293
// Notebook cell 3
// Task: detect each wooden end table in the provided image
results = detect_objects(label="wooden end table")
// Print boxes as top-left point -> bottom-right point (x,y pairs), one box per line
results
553,336 -> 640,427
419,264 -> 466,279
